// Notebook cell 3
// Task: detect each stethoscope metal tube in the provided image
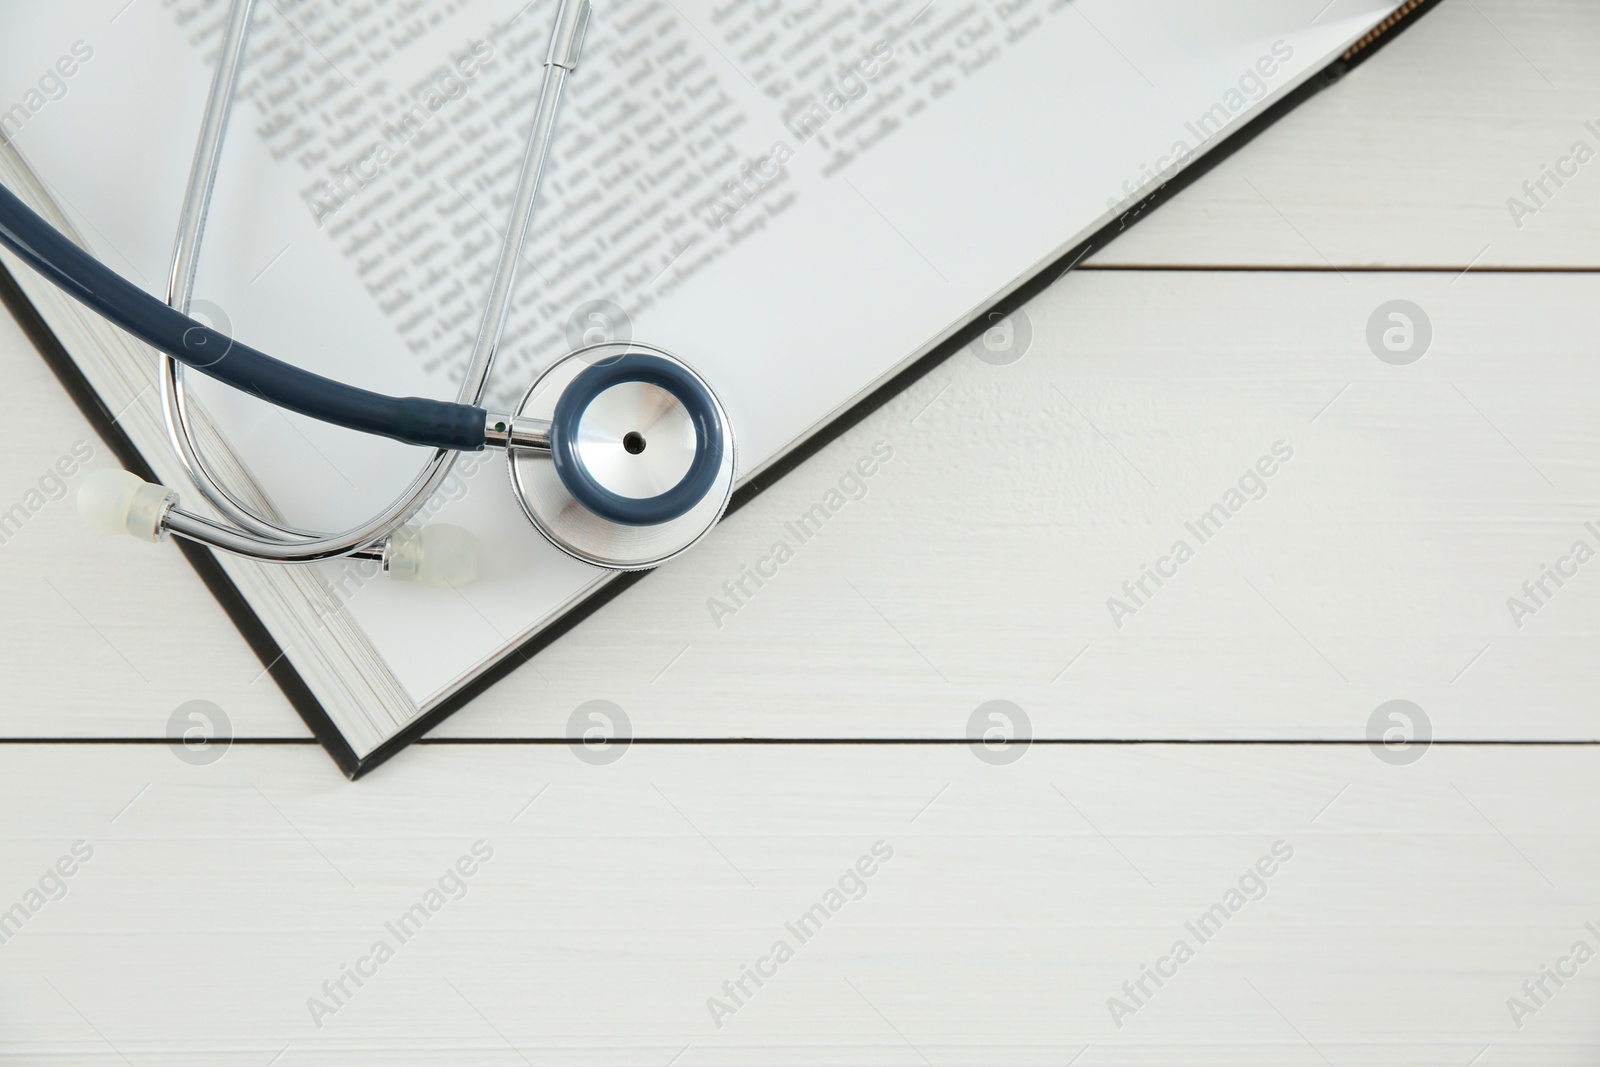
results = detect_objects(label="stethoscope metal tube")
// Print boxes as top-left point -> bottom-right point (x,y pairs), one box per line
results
146,0 -> 591,568
161,0 -> 322,545
163,0 -> 319,543
5,0 -> 737,582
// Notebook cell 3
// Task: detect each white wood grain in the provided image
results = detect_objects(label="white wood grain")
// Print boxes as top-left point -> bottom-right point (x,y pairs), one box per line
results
1089,0 -> 1600,269
9,266 -> 1600,741
0,306 -> 311,738
447,268 -> 1600,741
0,742 -> 1594,1064
3,7 -> 1596,1065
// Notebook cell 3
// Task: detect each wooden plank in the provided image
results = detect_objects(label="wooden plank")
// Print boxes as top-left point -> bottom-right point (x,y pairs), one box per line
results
0,742 -> 1593,1063
1090,0 -> 1600,269
0,304 -> 312,739
446,268 -> 1600,741
8,268 -> 1600,741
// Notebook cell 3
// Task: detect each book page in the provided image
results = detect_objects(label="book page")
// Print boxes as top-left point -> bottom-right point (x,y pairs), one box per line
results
0,0 -> 1401,727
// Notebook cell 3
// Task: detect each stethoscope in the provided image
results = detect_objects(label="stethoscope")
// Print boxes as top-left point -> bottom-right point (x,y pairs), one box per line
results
0,0 -> 735,587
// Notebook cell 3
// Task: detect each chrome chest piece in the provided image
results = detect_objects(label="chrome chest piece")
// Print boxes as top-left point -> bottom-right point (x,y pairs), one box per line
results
507,342 -> 736,570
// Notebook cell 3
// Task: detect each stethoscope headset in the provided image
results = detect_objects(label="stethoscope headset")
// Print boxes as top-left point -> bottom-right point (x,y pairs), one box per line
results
0,0 -> 736,587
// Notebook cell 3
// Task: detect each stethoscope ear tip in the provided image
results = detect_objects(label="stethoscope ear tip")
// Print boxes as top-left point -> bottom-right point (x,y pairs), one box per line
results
78,469 -> 174,543
78,466 -> 483,587
386,523 -> 480,588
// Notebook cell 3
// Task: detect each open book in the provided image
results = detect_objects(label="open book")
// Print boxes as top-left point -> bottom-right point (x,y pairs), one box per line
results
0,0 -> 1426,774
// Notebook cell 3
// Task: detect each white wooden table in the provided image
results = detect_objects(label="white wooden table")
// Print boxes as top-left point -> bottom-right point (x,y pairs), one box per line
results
3,0 -> 1598,1061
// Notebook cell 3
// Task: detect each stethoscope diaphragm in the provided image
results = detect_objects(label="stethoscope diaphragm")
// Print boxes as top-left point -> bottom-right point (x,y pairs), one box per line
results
508,342 -> 736,570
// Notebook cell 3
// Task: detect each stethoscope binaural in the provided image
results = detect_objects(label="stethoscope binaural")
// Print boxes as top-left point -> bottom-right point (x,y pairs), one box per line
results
0,0 -> 735,587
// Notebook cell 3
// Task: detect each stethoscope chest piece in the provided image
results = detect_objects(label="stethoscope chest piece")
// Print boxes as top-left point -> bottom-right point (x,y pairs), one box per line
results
508,342 -> 736,570
20,0 -> 755,584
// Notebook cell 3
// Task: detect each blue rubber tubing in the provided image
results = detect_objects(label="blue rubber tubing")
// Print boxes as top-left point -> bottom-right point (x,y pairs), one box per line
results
0,182 -> 487,452
549,353 -> 724,527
